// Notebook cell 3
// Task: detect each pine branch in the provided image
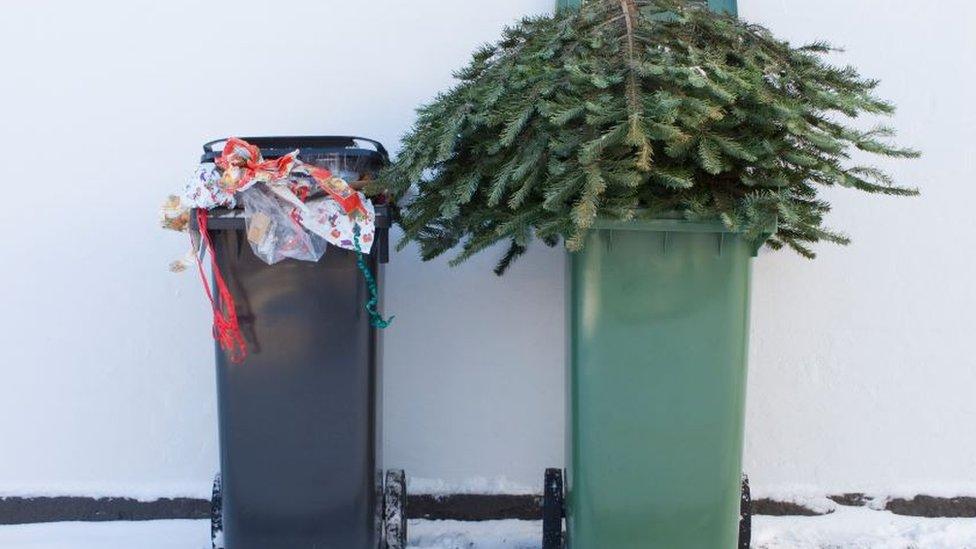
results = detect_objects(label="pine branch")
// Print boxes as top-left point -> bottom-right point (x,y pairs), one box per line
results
381,0 -> 919,273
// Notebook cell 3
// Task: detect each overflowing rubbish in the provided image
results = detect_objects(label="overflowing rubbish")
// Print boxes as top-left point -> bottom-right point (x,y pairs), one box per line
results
163,137 -> 392,362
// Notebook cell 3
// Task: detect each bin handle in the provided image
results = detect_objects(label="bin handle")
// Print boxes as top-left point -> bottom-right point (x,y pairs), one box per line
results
202,136 -> 389,161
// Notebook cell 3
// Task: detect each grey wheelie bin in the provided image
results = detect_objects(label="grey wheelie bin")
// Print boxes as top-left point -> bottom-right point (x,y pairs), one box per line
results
194,136 -> 406,549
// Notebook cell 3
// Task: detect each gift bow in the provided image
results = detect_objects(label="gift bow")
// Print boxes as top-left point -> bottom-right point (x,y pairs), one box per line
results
216,137 -> 365,215
216,137 -> 297,192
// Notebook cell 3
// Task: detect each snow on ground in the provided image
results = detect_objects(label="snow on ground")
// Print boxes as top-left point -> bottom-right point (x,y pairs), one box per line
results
753,507 -> 976,549
409,519 -> 539,548
1,507 -> 976,548
0,520 -> 208,549
409,477 -> 538,496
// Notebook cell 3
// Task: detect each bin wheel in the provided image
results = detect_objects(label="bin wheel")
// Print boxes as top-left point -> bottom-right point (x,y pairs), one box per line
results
384,469 -> 407,549
211,473 -> 224,549
739,474 -> 752,549
542,468 -> 565,549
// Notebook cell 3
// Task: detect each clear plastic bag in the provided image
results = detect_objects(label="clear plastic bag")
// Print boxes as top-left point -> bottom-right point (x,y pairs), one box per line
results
301,151 -> 374,186
238,186 -> 327,265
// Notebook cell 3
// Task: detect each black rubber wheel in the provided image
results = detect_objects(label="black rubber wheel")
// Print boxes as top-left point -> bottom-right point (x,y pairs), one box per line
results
739,474 -> 752,549
211,473 -> 224,549
542,468 -> 565,549
384,469 -> 407,549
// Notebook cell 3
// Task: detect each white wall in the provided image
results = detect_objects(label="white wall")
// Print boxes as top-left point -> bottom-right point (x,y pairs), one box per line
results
0,0 -> 972,500
740,0 -> 976,496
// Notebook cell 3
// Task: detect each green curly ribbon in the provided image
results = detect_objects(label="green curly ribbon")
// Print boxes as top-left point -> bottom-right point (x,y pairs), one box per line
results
353,224 -> 393,329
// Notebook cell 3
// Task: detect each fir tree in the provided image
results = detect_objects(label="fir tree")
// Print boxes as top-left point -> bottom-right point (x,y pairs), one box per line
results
376,0 -> 919,274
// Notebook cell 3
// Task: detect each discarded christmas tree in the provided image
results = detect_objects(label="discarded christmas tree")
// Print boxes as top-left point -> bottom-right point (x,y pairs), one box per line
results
382,1 -> 918,547
380,0 -> 917,273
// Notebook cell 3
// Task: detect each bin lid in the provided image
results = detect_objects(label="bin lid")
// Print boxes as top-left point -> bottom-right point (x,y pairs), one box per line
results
592,212 -> 777,256
192,202 -> 392,231
200,135 -> 389,163
193,135 -> 394,230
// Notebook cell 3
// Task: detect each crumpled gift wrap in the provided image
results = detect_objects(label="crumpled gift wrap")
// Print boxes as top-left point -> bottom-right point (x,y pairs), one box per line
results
299,194 -> 375,254
162,137 -> 393,361
184,165 -> 235,210
166,137 -> 377,263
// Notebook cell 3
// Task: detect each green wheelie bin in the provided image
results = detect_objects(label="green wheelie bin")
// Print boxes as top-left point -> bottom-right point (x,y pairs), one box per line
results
539,1 -> 755,547
561,218 -> 765,548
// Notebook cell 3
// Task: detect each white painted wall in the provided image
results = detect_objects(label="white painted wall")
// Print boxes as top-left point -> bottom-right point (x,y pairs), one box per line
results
0,0 -> 972,500
741,0 -> 976,497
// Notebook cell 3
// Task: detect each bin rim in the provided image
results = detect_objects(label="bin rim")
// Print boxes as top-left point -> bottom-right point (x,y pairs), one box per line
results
593,216 -> 727,233
191,202 -> 393,231
200,135 -> 389,163
591,212 -> 777,256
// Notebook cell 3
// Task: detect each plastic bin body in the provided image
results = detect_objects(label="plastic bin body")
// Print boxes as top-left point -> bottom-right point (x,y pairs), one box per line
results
565,219 -> 755,548
202,137 -> 388,549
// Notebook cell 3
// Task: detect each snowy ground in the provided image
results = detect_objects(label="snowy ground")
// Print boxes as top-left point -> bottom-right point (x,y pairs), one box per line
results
1,508 -> 975,548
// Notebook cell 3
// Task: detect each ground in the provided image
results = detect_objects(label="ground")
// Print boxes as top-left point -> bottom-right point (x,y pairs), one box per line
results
1,507 -> 975,548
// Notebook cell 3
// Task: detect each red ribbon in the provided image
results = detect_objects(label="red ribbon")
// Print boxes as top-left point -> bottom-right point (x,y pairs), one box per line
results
215,137 -> 297,192
194,210 -> 247,363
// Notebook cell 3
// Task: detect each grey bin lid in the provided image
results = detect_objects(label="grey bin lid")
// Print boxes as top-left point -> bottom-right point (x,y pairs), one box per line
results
192,135 -> 394,263
200,135 -> 389,163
